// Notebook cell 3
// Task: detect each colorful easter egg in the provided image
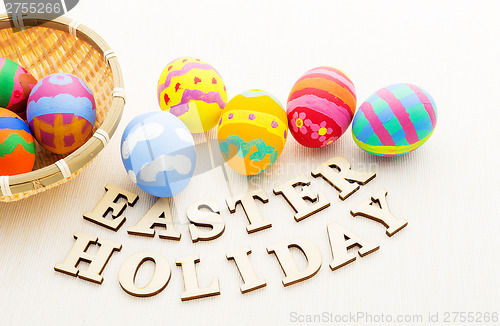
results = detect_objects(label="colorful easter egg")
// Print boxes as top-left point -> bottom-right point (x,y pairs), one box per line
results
27,73 -> 96,155
0,57 -> 38,120
157,57 -> 227,133
121,111 -> 196,197
217,90 -> 288,176
352,83 -> 437,156
0,108 -> 35,176
287,66 -> 356,148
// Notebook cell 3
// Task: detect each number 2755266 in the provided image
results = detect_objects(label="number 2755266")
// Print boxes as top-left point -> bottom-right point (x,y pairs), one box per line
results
6,2 -> 62,14
443,312 -> 498,323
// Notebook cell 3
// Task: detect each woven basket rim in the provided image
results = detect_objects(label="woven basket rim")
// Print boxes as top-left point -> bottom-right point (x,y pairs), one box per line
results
0,13 -> 125,201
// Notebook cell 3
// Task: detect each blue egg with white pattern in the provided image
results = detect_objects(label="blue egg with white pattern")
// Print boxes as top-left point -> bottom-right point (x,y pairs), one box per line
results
121,111 -> 196,197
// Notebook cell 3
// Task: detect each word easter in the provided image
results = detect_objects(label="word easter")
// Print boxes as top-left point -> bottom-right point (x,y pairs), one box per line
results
54,156 -> 408,301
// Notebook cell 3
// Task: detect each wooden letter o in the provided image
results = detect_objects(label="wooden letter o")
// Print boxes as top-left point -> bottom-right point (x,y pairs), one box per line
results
119,252 -> 171,297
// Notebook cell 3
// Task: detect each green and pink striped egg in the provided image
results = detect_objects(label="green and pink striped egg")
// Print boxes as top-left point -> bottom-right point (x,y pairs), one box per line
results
352,83 -> 437,157
0,57 -> 38,120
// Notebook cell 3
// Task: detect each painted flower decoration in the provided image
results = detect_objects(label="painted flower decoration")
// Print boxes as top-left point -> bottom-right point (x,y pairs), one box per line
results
291,111 -> 308,134
322,136 -> 339,147
310,121 -> 333,142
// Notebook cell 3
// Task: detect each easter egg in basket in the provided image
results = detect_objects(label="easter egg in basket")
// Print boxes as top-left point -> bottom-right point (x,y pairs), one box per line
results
27,73 -> 96,155
121,111 -> 197,198
157,57 -> 227,133
287,66 -> 356,148
352,83 -> 437,156
0,108 -> 35,176
217,90 -> 288,176
0,57 -> 38,119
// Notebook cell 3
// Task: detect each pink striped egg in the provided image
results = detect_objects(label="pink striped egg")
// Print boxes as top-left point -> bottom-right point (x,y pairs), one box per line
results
287,66 -> 356,148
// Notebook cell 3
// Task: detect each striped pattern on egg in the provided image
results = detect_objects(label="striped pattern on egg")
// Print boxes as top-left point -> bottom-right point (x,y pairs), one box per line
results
287,66 -> 356,148
157,57 -> 227,133
352,83 -> 437,156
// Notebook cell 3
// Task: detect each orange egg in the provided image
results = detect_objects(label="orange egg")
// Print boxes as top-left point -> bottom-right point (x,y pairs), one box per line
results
0,108 -> 36,176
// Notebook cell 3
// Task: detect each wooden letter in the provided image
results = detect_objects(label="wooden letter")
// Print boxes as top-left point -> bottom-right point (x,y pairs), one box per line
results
226,188 -> 272,234
187,199 -> 225,242
83,184 -> 138,231
176,254 -> 220,301
327,222 -> 379,271
226,246 -> 266,293
273,176 -> 330,222
311,156 -> 376,200
127,198 -> 181,241
119,251 -> 171,297
267,239 -> 322,286
54,232 -> 121,284
350,189 -> 408,237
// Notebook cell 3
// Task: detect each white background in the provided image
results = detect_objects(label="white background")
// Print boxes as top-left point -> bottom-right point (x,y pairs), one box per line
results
1,1 -> 499,325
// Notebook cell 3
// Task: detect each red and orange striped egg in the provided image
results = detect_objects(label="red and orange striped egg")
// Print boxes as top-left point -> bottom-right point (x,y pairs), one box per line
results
286,66 -> 356,148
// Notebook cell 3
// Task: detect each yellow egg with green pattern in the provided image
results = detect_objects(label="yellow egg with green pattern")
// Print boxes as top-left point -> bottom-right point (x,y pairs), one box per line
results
217,90 -> 288,175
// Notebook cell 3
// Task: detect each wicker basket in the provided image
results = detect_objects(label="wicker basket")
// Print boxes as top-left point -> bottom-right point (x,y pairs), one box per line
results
0,14 -> 125,202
